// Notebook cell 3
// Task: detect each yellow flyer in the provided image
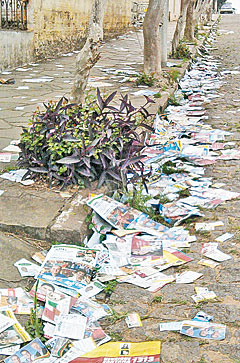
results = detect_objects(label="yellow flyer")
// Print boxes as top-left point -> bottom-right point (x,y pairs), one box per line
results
70,341 -> 161,363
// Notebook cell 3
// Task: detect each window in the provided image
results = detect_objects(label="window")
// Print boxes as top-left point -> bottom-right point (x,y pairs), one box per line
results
1,0 -> 28,30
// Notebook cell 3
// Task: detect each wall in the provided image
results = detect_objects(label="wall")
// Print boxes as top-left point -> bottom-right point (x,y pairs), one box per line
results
28,0 -> 133,59
131,0 -> 181,22
169,0 -> 181,21
0,30 -> 34,71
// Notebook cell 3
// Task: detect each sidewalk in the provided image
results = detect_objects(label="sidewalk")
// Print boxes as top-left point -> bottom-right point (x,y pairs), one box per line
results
0,22 -> 177,151
0,18 -> 222,245
0,21 -> 181,244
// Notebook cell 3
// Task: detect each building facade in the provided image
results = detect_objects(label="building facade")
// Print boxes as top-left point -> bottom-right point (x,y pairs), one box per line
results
0,0 -> 182,71
0,0 -> 133,70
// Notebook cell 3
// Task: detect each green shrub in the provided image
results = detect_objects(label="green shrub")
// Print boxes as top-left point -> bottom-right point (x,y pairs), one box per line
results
18,90 -> 154,189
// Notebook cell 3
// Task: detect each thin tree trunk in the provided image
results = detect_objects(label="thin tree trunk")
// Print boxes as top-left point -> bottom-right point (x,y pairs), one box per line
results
160,0 -> 169,66
143,0 -> 165,76
171,0 -> 191,56
192,0 -> 203,35
206,0 -> 213,22
184,0 -> 195,42
72,0 -> 107,104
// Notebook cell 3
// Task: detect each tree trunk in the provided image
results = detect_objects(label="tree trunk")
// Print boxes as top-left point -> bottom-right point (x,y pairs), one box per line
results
184,0 -> 195,42
206,0 -> 213,22
71,0 -> 107,104
171,0 -> 191,56
192,0 -> 204,34
143,0 -> 165,76
160,0 -> 169,66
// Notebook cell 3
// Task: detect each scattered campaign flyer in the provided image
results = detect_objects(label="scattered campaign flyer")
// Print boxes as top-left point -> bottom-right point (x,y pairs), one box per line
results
69,341 -> 161,363
198,259 -> 219,269
0,288 -> 34,314
4,338 -> 49,363
37,245 -> 98,291
0,309 -> 31,348
192,311 -> 213,322
191,287 -> 217,303
176,271 -> 203,284
70,296 -> 111,322
54,338 -> 96,363
215,233 -> 234,242
125,313 -> 142,328
159,321 -> 183,332
201,243 -> 232,262
42,291 -> 76,324
30,278 -> 79,302
14,258 -> 40,277
46,337 -> 71,357
78,281 -> 105,298
54,314 -> 87,340
180,320 -> 226,340
0,312 -> 15,333
87,194 -> 168,236
84,321 -> 111,346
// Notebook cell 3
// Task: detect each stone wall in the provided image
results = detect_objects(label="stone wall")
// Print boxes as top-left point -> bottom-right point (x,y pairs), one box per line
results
28,0 -> 133,59
0,30 -> 34,71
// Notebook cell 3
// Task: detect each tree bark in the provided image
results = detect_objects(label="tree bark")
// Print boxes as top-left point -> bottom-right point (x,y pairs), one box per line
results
160,0 -> 169,66
71,0 -> 107,104
143,0 -> 165,76
171,0 -> 191,56
184,0 -> 195,42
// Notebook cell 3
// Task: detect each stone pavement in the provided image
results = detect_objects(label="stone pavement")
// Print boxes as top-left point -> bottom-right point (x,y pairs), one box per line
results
1,14 -> 240,363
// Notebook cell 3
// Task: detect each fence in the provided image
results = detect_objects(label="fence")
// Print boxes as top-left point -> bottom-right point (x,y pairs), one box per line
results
0,0 -> 28,30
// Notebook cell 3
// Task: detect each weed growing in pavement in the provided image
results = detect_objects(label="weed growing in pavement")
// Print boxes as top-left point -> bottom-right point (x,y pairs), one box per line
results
109,331 -> 124,341
161,161 -> 185,175
169,94 -> 182,106
173,42 -> 191,59
178,189 -> 191,198
197,355 -> 208,362
153,92 -> 162,98
151,296 -> 163,304
109,299 -> 127,306
123,186 -> 168,225
104,280 -> 118,298
106,308 -> 128,324
168,69 -> 181,83
136,72 -> 156,87
170,299 -> 188,305
194,25 -> 199,39
25,280 -> 46,342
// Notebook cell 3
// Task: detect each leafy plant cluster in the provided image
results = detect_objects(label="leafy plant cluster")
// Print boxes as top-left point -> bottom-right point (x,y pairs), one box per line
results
167,69 -> 181,83
136,72 -> 156,87
18,90 -> 155,189
174,42 -> 191,59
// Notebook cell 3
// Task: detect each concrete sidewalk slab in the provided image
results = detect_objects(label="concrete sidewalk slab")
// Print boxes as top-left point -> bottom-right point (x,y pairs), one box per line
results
0,179 -> 65,240
0,231 -> 38,288
49,189 -> 90,244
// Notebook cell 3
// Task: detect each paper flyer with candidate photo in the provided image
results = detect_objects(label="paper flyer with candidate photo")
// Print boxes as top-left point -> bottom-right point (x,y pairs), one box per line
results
87,194 -> 140,229
0,288 -> 34,315
37,245 -> 98,291
0,309 -> 31,349
4,337 -> 49,363
180,320 -> 226,340
70,296 -> 111,322
30,278 -> 79,302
